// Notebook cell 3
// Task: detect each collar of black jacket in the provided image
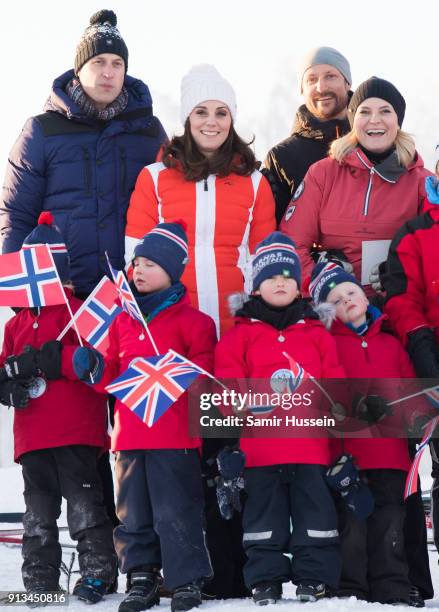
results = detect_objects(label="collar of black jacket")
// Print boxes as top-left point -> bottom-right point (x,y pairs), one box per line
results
236,296 -> 318,330
292,102 -> 351,143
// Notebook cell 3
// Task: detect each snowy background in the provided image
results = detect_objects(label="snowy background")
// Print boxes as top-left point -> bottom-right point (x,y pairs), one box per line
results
1,0 -> 439,606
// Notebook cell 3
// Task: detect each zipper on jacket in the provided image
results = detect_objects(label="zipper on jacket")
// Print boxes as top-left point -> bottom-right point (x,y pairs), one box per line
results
120,147 -> 127,196
82,146 -> 92,196
363,168 -> 374,216
204,178 -> 208,191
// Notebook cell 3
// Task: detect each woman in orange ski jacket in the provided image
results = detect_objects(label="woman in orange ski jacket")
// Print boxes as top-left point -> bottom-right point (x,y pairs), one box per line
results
125,64 -> 275,337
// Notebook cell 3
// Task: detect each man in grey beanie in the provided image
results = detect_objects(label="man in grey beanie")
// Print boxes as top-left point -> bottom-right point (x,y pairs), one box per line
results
263,46 -> 352,223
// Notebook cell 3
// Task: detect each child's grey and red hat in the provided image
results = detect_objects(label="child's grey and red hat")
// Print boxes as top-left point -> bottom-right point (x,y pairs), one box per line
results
133,220 -> 189,283
310,262 -> 362,304
252,231 -> 301,291
22,211 -> 71,283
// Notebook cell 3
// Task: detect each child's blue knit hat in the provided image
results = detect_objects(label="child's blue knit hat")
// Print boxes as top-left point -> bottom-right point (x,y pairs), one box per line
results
22,211 -> 71,283
133,220 -> 189,283
310,262 -> 362,304
252,232 -> 301,291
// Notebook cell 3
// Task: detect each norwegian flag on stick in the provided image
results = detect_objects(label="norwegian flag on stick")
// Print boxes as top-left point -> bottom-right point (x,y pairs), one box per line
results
106,349 -> 205,427
404,415 -> 439,499
57,276 -> 122,354
0,245 -> 66,307
105,252 -> 159,355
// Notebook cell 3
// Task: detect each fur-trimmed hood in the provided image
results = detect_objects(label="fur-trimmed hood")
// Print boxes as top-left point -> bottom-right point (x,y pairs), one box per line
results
228,292 -> 250,316
314,301 -> 338,329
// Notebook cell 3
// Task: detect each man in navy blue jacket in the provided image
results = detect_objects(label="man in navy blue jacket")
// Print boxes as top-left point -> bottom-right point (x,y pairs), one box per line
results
0,11 -> 167,597
0,9 -> 167,297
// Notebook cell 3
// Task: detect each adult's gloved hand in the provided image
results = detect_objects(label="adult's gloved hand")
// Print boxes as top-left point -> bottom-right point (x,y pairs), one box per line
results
312,249 -> 354,274
216,446 -> 246,520
326,454 -> 374,521
369,261 -> 387,293
0,380 -> 30,409
407,328 -> 439,379
73,347 -> 104,384
353,394 -> 393,425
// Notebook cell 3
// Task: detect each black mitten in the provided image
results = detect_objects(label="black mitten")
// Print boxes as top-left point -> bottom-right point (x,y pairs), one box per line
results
353,394 -> 393,425
3,346 -> 39,379
36,341 -> 63,380
0,380 -> 30,409
216,446 -> 246,520
407,328 -> 439,379
216,476 -> 245,520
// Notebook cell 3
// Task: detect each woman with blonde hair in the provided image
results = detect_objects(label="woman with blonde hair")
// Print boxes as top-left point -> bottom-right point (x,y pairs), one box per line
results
280,76 -> 431,293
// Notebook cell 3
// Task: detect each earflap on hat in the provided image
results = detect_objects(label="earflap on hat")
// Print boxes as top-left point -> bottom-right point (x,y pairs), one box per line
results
23,212 -> 71,283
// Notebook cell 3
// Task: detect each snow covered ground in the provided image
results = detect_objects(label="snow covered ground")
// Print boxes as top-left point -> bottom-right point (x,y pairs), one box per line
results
0,464 -> 438,611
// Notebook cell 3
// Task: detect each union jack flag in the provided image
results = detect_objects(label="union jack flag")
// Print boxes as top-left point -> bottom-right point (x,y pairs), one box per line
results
105,350 -> 204,427
105,252 -> 143,324
404,415 -> 439,498
71,277 -> 122,354
0,245 -> 66,307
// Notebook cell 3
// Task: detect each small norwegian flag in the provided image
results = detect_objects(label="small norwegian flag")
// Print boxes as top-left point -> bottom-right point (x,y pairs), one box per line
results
105,253 -> 144,325
0,245 -> 66,307
71,277 -> 122,354
282,352 -> 310,393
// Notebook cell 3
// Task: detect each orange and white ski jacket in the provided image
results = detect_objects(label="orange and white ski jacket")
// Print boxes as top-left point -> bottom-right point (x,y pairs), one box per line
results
125,162 -> 276,336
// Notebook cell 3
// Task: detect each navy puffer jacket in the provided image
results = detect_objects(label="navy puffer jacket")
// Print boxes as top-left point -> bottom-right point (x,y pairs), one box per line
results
0,69 -> 167,295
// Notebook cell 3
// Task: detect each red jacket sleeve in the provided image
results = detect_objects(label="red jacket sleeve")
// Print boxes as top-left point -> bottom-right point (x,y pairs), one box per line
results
384,216 -> 431,346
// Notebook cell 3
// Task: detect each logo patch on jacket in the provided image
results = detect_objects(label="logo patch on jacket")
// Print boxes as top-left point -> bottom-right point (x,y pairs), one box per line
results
285,205 -> 296,221
270,368 -> 295,393
292,180 -> 305,201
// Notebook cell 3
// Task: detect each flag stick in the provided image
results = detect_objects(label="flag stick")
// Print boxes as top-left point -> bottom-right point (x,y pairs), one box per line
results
56,319 -> 73,341
44,245 -> 83,348
105,252 -> 159,356
171,350 -> 229,391
387,383 -> 439,407
282,351 -> 339,409
45,246 -> 95,384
